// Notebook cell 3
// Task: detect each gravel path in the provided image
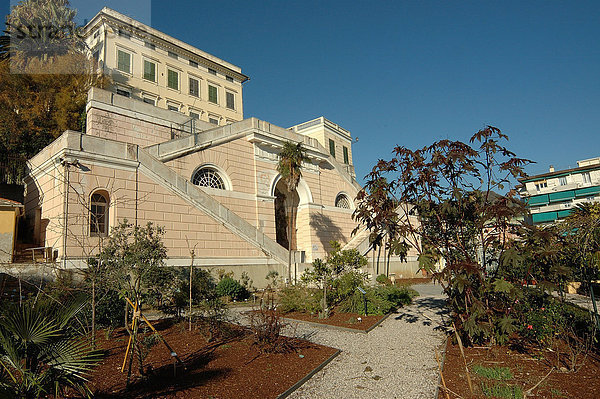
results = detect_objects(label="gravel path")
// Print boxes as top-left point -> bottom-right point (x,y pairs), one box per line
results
234,283 -> 449,399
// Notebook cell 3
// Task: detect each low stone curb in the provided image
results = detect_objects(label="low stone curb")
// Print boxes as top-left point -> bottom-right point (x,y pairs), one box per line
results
282,312 -> 392,334
277,348 -> 342,399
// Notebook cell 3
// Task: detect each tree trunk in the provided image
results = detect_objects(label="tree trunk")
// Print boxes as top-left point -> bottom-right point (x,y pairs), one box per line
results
189,254 -> 194,331
91,279 -> 96,347
287,202 -> 293,284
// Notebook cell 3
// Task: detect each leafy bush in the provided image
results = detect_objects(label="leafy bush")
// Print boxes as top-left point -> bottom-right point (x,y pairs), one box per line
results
333,270 -> 368,300
278,286 -> 323,315
376,274 -> 389,285
216,276 -> 248,301
95,289 -> 125,327
339,285 -> 417,315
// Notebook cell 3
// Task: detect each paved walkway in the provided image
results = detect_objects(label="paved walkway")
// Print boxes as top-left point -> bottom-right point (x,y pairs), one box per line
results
236,283 -> 448,399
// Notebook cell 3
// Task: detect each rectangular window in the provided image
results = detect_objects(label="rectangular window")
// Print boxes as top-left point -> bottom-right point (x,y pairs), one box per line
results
190,111 -> 200,119
226,75 -> 234,82
167,104 -> 179,112
209,117 -> 219,125
559,176 -> 568,186
226,92 -> 235,109
117,49 -> 131,73
208,84 -> 218,103
329,139 -> 335,157
167,69 -> 179,90
583,172 -> 592,183
189,77 -> 199,97
143,60 -> 156,82
145,41 -> 155,50
168,51 -> 178,59
143,97 -> 155,105
208,68 -> 217,75
116,88 -> 130,97
189,59 -> 198,67
343,146 -> 349,164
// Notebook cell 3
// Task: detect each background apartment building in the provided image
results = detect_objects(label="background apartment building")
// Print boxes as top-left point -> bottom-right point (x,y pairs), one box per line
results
518,157 -> 600,224
83,8 -> 248,127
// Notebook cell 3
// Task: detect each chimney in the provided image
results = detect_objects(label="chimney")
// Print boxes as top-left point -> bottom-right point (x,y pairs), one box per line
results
549,165 -> 555,173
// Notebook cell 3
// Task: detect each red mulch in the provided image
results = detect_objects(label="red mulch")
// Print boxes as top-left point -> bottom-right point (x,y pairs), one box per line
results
395,277 -> 432,286
442,337 -> 600,398
88,319 -> 337,398
280,309 -> 385,331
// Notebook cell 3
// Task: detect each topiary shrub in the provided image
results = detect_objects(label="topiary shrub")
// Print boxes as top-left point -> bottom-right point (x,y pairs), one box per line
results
216,277 -> 248,301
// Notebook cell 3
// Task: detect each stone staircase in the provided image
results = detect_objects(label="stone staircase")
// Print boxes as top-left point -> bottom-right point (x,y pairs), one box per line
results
65,131 -> 289,265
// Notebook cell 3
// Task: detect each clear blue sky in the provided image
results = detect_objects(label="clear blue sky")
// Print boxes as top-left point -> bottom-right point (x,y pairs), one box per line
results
6,1 -> 600,185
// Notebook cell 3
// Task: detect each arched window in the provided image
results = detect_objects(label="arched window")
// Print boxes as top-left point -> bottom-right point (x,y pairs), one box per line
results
335,193 -> 351,209
191,167 -> 226,190
90,191 -> 109,236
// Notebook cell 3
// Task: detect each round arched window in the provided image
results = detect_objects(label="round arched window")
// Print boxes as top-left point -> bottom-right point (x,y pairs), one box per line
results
335,193 -> 351,209
192,167 -> 226,190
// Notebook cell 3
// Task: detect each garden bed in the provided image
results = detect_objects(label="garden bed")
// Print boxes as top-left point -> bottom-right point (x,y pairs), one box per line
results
280,309 -> 387,332
89,319 -> 338,398
442,337 -> 600,398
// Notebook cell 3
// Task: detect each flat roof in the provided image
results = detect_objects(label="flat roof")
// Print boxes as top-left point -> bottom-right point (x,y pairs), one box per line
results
519,163 -> 600,183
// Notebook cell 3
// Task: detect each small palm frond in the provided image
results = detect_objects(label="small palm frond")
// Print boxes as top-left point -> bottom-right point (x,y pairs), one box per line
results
43,338 -> 102,381
1,305 -> 60,346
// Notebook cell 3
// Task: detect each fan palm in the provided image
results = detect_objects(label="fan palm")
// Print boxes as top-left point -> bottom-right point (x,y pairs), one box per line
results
0,298 -> 102,399
277,141 -> 308,283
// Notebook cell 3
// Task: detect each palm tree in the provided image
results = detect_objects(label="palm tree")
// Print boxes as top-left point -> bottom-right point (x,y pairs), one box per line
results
277,141 -> 308,283
0,298 -> 102,398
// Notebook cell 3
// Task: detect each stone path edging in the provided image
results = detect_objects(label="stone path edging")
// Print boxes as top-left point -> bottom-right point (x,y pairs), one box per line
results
277,349 -> 342,399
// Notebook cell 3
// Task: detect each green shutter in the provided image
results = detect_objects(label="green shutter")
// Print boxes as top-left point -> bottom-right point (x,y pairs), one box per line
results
557,209 -> 573,219
575,186 -> 600,197
548,190 -> 575,202
226,92 -> 235,109
117,50 -> 130,73
167,69 -> 178,89
343,146 -> 349,164
329,139 -> 335,157
143,60 -> 155,81
209,85 -> 218,103
532,212 -> 558,223
526,194 -> 549,206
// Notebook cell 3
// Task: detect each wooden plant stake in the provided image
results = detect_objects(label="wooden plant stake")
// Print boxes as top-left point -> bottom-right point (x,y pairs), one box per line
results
435,347 -> 451,399
121,300 -> 138,373
123,296 -> 187,371
453,322 -> 474,395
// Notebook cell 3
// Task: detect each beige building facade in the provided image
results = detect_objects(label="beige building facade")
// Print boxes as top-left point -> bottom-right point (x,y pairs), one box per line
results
84,8 -> 247,127
25,87 -> 364,284
18,8 -> 422,284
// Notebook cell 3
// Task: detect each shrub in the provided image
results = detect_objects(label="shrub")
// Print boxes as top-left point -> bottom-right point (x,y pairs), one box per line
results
278,286 -> 323,315
376,274 -> 389,285
216,276 -> 248,301
339,285 -> 417,315
333,270 -> 368,300
248,294 -> 291,353
95,289 -> 125,327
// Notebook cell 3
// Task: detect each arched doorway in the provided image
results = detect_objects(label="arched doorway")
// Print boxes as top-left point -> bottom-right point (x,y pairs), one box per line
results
274,179 -> 300,250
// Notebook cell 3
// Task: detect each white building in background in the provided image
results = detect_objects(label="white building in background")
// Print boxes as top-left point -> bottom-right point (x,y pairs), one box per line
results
518,157 -> 600,224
